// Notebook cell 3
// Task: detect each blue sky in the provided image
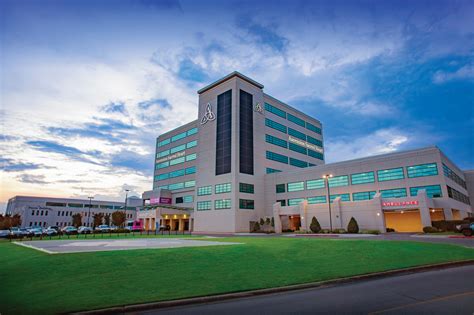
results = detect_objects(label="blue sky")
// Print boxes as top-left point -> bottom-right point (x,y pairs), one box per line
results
1,0 -> 473,210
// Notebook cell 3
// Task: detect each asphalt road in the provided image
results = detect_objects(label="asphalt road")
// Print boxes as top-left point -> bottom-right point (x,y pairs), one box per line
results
138,265 -> 474,315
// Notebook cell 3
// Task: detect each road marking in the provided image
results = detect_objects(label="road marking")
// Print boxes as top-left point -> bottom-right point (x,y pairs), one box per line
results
369,291 -> 474,314
13,241 -> 57,254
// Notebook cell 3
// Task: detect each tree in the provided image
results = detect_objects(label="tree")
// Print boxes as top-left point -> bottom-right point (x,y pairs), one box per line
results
72,213 -> 82,228
310,216 -> 322,233
0,214 -> 21,229
104,214 -> 111,226
93,213 -> 104,227
112,211 -> 126,227
265,218 -> 271,225
259,218 -> 265,225
347,217 -> 359,234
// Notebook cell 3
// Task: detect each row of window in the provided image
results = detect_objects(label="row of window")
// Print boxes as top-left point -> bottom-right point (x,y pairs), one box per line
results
156,180 -> 196,191
154,166 -> 196,182
155,153 -> 197,170
44,202 -> 123,209
197,199 -> 232,211
280,185 -> 443,206
443,163 -> 467,189
277,163 -> 440,193
197,183 -> 231,195
157,140 -> 197,158
266,168 -> 282,174
447,186 -> 470,205
175,195 -> 194,204
266,134 -> 324,161
157,127 -> 198,147
266,151 -> 317,168
264,103 -> 322,134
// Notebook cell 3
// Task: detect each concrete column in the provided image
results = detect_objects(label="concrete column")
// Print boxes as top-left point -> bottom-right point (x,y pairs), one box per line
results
417,190 -> 432,228
273,202 -> 282,234
298,200 -> 308,232
331,198 -> 343,229
178,219 -> 184,231
373,193 -> 386,232
443,208 -> 453,220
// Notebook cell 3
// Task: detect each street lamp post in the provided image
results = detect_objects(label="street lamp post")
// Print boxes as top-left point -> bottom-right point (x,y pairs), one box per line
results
87,196 -> 94,227
323,174 -> 333,232
123,189 -> 129,228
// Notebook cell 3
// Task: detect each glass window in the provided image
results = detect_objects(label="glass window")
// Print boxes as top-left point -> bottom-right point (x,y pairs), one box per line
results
410,185 -> 442,198
158,185 -> 168,190
287,181 -> 304,192
169,169 -> 185,178
330,193 -> 350,203
156,161 -> 169,169
308,149 -> 324,160
447,186 -> 470,205
197,186 -> 212,196
175,197 -> 183,204
215,183 -> 231,194
186,153 -> 197,161
216,89 -> 232,175
170,144 -> 186,154
328,175 -> 349,187
287,113 -> 305,127
68,203 -> 83,208
197,201 -> 211,211
157,149 -> 170,158
351,172 -> 375,185
288,128 -> 306,141
240,90 -> 254,175
377,167 -> 404,181
157,138 -> 170,147
239,183 -> 255,194
266,167 -> 282,174
289,158 -> 308,168
239,199 -> 254,209
307,136 -> 323,147
443,163 -> 467,188
288,198 -> 305,206
407,163 -> 438,178
155,173 -> 169,181
306,122 -> 322,134
266,151 -> 288,164
168,182 -> 184,190
352,191 -> 376,201
215,199 -> 231,210
277,199 -> 286,206
380,188 -> 407,198
289,143 -> 307,155
184,180 -> 195,188
265,134 -> 288,148
264,102 -> 286,118
276,184 -> 286,193
265,118 -> 287,134
187,127 -> 198,136
171,132 -> 186,142
186,140 -> 197,149
307,196 -> 326,204
169,156 -> 185,166
183,195 -> 194,203
306,179 -> 325,190
185,166 -> 196,175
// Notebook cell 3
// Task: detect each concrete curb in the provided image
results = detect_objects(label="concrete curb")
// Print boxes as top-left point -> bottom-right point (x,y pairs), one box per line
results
71,259 -> 474,315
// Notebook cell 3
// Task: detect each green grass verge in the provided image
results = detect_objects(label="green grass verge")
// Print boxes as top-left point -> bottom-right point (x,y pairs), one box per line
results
3,233 -> 201,242
0,237 -> 473,314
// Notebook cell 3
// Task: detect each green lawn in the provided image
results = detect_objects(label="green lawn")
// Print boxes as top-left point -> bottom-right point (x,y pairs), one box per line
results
1,237 -> 473,314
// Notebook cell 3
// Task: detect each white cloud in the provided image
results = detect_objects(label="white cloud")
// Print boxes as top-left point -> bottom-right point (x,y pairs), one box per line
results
433,64 -> 474,84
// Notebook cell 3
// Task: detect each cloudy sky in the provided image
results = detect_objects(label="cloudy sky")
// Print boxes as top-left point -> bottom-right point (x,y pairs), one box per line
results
1,0 -> 473,211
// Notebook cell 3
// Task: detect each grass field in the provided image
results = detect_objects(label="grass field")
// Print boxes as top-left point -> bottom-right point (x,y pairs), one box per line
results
1,237 -> 473,314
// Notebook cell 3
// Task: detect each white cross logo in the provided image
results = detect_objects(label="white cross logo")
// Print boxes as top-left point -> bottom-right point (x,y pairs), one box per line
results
200,103 -> 216,125
254,102 -> 264,114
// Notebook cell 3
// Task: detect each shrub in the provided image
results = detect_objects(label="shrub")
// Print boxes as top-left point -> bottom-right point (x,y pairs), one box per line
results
271,217 -> 275,227
361,229 -> 380,235
250,221 -> 260,233
386,227 -> 396,232
462,217 -> 474,223
115,228 -> 130,233
309,217 -> 322,233
333,228 -> 346,234
282,229 -> 293,233
347,217 -> 359,234
259,218 -> 265,225
265,218 -> 271,225
432,220 -> 466,232
423,226 -> 440,233
320,229 -> 330,234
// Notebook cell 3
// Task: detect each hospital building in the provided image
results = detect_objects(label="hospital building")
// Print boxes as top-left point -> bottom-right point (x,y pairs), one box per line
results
138,72 -> 473,233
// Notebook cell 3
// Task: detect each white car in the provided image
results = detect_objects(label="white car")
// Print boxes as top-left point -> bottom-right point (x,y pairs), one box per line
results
95,225 -> 111,232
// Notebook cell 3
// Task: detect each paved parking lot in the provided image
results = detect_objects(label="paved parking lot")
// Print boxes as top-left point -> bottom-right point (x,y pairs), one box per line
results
14,238 -> 241,254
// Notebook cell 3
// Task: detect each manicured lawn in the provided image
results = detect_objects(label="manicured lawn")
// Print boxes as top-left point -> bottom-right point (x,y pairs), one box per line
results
1,237 -> 473,314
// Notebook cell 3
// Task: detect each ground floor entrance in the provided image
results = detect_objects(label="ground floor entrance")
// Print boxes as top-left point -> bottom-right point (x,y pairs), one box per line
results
289,215 -> 301,231
384,209 -> 423,232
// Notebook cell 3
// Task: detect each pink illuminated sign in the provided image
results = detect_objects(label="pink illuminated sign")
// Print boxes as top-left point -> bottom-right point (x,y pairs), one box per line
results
150,197 -> 172,205
382,201 -> 419,207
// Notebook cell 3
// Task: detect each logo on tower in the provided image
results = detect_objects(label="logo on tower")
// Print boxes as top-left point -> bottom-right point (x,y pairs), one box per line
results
254,102 -> 264,114
200,103 -> 216,125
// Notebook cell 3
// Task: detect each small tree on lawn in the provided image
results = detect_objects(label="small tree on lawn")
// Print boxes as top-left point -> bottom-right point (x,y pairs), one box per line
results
310,216 -> 322,233
93,213 -> 104,227
265,217 -> 271,225
347,217 -> 359,234
112,211 -> 126,227
72,213 -> 82,227
104,214 -> 111,226
259,218 -> 265,225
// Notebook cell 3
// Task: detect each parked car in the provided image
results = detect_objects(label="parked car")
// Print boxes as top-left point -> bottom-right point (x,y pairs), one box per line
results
0,230 -> 10,238
28,227 -> 44,237
61,226 -> 78,235
47,226 -> 60,233
78,226 -> 93,234
457,223 -> 474,236
10,227 -> 30,237
159,225 -> 171,231
44,227 -> 58,236
95,225 -> 111,232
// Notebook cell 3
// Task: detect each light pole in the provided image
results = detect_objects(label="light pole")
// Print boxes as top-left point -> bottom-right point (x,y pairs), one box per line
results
123,189 -> 129,228
87,196 -> 94,227
323,174 -> 333,232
